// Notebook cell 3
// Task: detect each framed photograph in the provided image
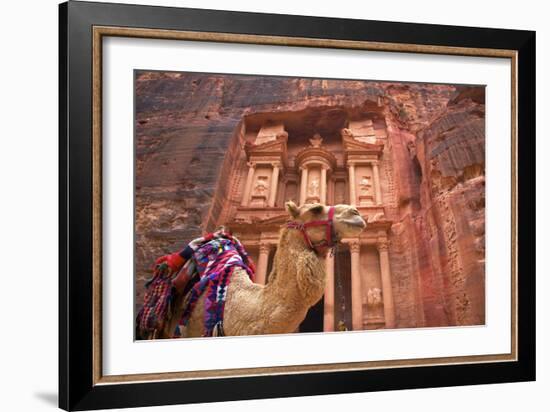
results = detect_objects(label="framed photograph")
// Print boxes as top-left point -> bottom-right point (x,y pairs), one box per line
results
59,1 -> 535,410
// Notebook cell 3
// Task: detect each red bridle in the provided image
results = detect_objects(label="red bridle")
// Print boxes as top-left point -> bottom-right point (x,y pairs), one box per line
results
286,206 -> 337,254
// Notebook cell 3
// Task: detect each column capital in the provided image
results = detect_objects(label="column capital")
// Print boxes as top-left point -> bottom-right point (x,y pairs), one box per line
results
370,160 -> 379,166
270,161 -> 281,169
247,161 -> 257,168
377,239 -> 389,252
259,242 -> 271,254
349,240 -> 361,254
347,161 -> 356,168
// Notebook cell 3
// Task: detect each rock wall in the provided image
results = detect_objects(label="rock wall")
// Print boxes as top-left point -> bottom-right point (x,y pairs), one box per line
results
135,71 -> 485,326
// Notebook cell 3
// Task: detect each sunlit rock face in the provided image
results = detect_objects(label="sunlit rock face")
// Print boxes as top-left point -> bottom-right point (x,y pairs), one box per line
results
135,71 -> 485,329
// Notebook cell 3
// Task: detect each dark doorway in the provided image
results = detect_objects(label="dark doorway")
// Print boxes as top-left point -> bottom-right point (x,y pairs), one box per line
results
299,297 -> 324,333
298,246 -> 352,333
335,246 -> 353,331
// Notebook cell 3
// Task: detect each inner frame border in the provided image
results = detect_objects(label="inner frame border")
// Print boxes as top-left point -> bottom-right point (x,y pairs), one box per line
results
91,25 -> 518,386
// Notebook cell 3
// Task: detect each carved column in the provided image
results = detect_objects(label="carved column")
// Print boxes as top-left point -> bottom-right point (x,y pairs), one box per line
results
350,241 -> 363,330
348,163 -> 356,206
372,161 -> 382,205
241,162 -> 256,207
320,166 -> 328,204
378,240 -> 396,328
268,163 -> 280,207
299,166 -> 309,205
256,242 -> 270,285
323,253 -> 335,332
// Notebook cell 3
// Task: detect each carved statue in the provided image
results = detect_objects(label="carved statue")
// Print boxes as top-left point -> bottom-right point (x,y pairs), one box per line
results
366,288 -> 383,307
309,133 -> 323,148
359,176 -> 372,193
253,176 -> 269,195
308,177 -> 319,196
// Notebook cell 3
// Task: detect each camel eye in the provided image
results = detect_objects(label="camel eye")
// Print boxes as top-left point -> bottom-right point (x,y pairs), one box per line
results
310,205 -> 323,214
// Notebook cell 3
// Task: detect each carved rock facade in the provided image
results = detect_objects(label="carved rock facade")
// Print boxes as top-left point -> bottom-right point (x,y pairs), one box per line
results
135,72 -> 485,330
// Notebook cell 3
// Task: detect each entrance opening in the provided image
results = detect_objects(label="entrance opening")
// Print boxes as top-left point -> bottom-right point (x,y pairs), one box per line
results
299,297 -> 324,333
298,245 -> 353,333
335,246 -> 353,331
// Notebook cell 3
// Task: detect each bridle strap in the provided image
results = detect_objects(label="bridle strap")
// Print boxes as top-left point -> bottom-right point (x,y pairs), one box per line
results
286,206 -> 337,254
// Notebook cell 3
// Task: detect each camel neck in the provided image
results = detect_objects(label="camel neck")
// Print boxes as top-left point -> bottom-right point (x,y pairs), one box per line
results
274,227 -> 319,268
263,227 -> 326,306
267,228 -> 310,287
279,227 -> 312,253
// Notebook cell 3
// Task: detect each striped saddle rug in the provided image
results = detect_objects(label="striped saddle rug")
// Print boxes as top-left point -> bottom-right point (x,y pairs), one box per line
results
136,231 -> 255,338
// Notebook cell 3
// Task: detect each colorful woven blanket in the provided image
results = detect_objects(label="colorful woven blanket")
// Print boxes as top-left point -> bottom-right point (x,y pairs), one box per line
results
136,261 -> 176,338
179,233 -> 255,336
136,230 -> 255,339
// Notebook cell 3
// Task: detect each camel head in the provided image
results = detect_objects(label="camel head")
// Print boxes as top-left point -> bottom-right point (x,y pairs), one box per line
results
285,201 -> 366,246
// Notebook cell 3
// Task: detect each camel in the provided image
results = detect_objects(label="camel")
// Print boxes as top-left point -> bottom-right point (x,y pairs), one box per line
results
177,201 -> 366,337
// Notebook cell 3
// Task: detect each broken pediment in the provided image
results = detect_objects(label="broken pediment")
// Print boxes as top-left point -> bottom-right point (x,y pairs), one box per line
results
349,119 -> 376,143
244,131 -> 288,164
255,122 -> 286,145
341,129 -> 384,157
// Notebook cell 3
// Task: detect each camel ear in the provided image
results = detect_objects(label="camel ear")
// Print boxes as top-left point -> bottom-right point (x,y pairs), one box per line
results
308,204 -> 324,214
285,201 -> 300,218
